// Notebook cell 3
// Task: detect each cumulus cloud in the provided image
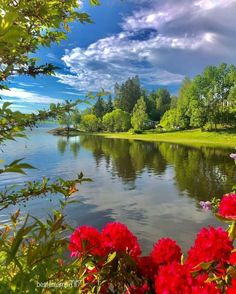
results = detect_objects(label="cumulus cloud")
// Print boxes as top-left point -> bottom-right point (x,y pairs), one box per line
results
0,88 -> 61,105
57,0 -> 236,91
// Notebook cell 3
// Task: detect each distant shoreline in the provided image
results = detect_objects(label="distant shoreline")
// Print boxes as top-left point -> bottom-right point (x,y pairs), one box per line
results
91,129 -> 236,148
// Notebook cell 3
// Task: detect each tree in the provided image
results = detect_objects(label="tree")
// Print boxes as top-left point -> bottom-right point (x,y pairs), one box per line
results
106,95 -> 114,113
0,1 -> 101,292
80,114 -> 100,132
71,108 -> 81,129
160,109 -> 178,129
131,97 -> 148,130
58,113 -> 71,130
93,97 -> 106,118
192,63 -> 236,129
0,0 -> 96,85
146,90 -> 159,121
156,88 -> 171,121
102,109 -> 131,132
114,76 -> 141,113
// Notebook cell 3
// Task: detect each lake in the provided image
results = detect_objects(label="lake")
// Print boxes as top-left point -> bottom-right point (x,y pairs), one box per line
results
0,125 -> 235,255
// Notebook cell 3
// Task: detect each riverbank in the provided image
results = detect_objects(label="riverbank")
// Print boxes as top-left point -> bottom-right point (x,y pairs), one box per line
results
93,129 -> 236,148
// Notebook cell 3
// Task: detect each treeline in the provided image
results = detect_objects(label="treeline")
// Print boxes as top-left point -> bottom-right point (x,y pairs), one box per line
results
60,63 -> 236,133
161,63 -> 236,130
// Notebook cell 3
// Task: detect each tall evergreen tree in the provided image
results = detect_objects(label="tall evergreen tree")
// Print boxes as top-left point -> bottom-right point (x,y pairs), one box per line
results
156,88 -> 171,120
106,95 -> 114,113
93,97 -> 106,118
114,76 -> 141,113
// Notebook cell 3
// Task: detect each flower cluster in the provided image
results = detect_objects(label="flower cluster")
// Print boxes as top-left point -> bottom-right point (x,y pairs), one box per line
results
68,219 -> 236,293
218,194 -> 236,220
66,150 -> 236,292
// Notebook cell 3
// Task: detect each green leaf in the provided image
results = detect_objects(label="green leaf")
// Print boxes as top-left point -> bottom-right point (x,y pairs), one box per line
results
104,252 -> 116,265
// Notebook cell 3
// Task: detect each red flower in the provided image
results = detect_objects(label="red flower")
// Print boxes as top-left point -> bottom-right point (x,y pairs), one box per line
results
68,225 -> 103,257
155,262 -> 194,293
192,283 -> 220,294
227,279 -> 236,294
101,222 -> 141,258
151,238 -> 182,266
219,194 -> 236,220
229,252 -> 236,265
138,256 -> 158,281
192,274 -> 220,294
186,227 -> 233,270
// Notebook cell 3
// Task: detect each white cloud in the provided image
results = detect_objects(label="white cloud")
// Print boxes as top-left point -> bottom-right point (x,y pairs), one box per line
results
57,0 -> 236,91
0,88 -> 61,105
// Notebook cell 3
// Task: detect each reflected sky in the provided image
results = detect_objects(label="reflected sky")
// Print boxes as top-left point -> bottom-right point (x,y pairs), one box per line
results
0,126 -> 235,254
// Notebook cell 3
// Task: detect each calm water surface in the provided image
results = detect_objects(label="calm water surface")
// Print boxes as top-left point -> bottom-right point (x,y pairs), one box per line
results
0,126 -> 235,254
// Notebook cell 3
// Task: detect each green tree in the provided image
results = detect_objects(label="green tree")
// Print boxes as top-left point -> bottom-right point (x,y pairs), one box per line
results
160,109 -> 178,129
58,113 -> 71,130
102,109 -> 131,132
80,114 -> 100,132
105,94 -> 114,113
156,88 -> 171,120
0,0 -> 96,85
192,63 -> 236,129
93,97 -> 106,118
114,76 -> 141,113
71,108 -> 81,129
145,90 -> 159,121
131,97 -> 148,130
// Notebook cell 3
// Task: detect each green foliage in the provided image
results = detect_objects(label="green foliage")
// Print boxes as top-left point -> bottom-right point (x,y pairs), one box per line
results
102,109 -> 131,132
93,96 -> 106,118
71,109 -> 81,129
106,95 -> 114,113
131,97 -> 148,130
114,76 -> 141,113
0,100 -> 82,144
0,0 -> 100,82
80,114 -> 100,132
0,173 -> 91,210
0,206 -> 77,293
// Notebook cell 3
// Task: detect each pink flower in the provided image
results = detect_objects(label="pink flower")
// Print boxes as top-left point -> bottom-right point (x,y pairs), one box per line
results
101,222 -> 141,258
230,153 -> 236,160
218,194 -> 236,220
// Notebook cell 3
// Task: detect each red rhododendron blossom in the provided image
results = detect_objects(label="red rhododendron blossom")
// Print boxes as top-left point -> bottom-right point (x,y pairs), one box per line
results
192,283 -> 220,294
218,194 -> 236,220
68,226 -> 103,257
138,256 -> 158,281
227,279 -> 236,294
186,226 -> 233,270
192,274 -> 220,294
101,222 -> 141,258
151,238 -> 182,266
155,262 -> 194,293
229,252 -> 236,265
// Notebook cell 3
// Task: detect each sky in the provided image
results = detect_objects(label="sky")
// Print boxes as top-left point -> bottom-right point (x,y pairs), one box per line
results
1,0 -> 236,112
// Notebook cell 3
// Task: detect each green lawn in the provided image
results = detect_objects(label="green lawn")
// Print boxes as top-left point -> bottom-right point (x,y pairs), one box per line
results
94,129 -> 236,148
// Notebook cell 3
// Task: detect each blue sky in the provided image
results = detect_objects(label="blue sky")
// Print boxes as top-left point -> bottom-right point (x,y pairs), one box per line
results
1,0 -> 236,112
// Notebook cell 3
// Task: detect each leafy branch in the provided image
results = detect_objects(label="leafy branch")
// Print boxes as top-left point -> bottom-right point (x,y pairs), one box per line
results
0,173 -> 92,210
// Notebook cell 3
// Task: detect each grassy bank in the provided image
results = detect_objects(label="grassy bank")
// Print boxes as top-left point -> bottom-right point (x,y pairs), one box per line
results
93,129 -> 236,148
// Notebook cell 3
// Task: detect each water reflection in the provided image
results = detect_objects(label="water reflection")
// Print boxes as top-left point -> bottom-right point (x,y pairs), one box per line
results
1,128 -> 234,255
59,135 -> 235,202
57,137 -> 80,158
